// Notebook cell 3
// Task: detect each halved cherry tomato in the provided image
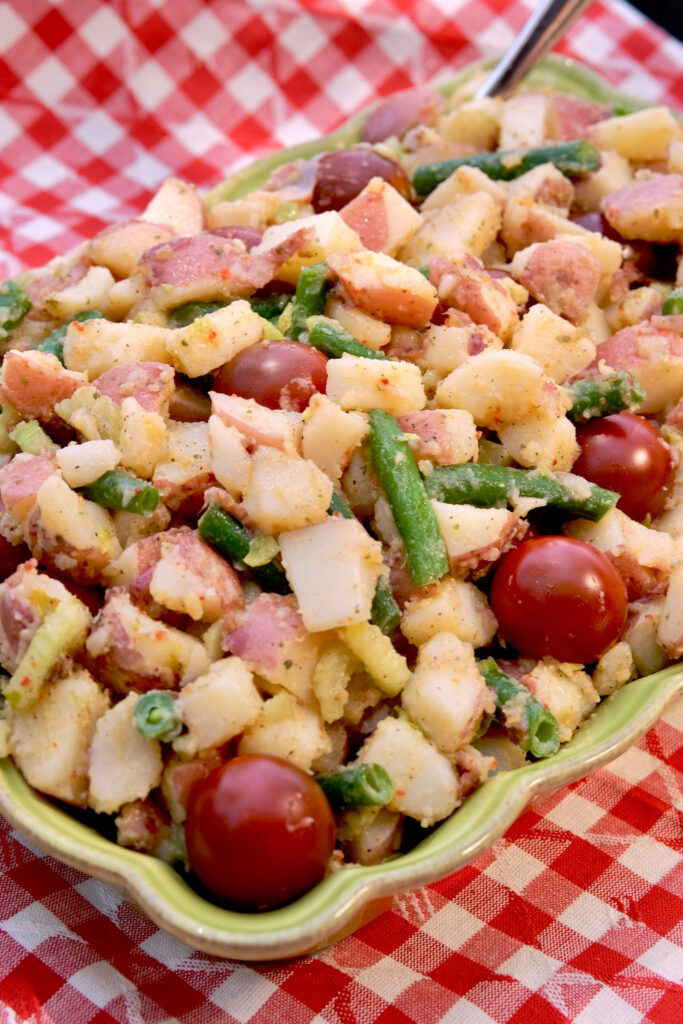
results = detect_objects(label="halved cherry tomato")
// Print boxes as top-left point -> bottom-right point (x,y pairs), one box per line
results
572,411 -> 675,522
312,148 -> 413,212
213,340 -> 328,412
185,754 -> 335,910
489,535 -> 628,664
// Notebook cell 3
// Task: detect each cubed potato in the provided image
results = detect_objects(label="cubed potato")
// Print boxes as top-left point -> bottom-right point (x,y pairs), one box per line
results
401,576 -> 497,648
326,352 -> 426,416
589,107 -> 679,162
63,319 -> 174,379
166,300 -> 264,378
438,97 -> 501,149
34,474 -> 122,567
118,397 -> 166,479
523,660 -> 599,741
242,447 -> 333,534
574,149 -> 633,210
325,296 -> 392,351
153,421 -> 211,508
254,211 -> 363,285
339,176 -> 423,256
431,500 -> 524,574
9,670 -> 109,806
238,691 -> 331,771
400,193 -> 502,265
142,176 -> 205,235
88,220 -> 176,279
208,416 -> 252,498
175,657 -> 263,752
327,250 -> 438,327
301,394 -> 368,480
210,391 -> 302,453
89,693 -> 163,814
43,266 -> 116,321
420,164 -> 508,213
510,304 -> 596,383
206,191 -> 281,230
56,440 -> 121,488
499,91 -> 549,150
279,517 -> 383,631
498,409 -> 578,471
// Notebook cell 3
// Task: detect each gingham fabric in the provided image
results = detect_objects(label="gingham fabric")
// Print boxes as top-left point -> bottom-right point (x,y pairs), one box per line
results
0,2 -> 682,1022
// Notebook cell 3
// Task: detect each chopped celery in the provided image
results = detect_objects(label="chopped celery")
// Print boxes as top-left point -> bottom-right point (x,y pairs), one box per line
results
9,420 -> 58,456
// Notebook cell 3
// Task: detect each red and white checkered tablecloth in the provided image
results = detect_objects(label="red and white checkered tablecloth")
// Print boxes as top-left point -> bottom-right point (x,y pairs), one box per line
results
1,2 -> 682,1022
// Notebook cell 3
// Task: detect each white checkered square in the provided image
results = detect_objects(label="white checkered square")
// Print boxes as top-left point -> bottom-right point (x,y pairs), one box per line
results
618,835 -> 681,884
2,903 -> 73,952
174,113 -> 225,156
497,946 -> 564,991
325,65 -> 373,115
544,792 -> 607,836
376,17 -> 425,63
21,155 -> 71,189
128,60 -> 176,111
638,938 -> 683,983
279,14 -> 328,64
25,56 -> 76,104
573,986 -> 646,1024
420,903 -> 487,950
557,891 -> 620,942
69,962 -> 138,1010
227,64 -> 277,112
484,845 -> 546,893
180,9 -> 229,60
357,956 -> 422,1000
78,7 -> 128,58
209,966 -> 278,1021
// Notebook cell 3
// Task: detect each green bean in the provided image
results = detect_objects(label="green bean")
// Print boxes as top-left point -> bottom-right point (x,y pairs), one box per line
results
662,287 -> 683,316
424,463 -> 617,522
328,488 -> 355,520
316,763 -> 394,809
367,408 -> 449,587
167,301 -> 227,328
133,691 -> 181,741
307,317 -> 386,360
289,262 -> 330,340
0,281 -> 32,340
36,310 -> 105,363
478,658 -> 560,759
370,575 -> 401,636
413,139 -> 601,195
566,371 -> 646,422
81,470 -> 160,516
197,504 -> 290,594
249,293 -> 291,323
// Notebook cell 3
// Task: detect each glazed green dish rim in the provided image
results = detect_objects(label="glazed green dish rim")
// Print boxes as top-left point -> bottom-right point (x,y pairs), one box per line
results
1,55 -> 681,962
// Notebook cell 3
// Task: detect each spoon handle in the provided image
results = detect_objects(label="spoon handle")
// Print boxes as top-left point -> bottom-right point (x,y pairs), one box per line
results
474,0 -> 594,99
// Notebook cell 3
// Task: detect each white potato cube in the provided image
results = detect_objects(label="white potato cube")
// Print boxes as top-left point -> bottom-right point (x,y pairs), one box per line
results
401,193 -> 501,265
302,394 -> 368,480
142,176 -> 205,234
357,716 -> 459,826
242,447 -> 333,534
118,397 -> 166,479
340,176 -> 423,255
401,576 -> 497,648
499,91 -> 549,150
254,211 -> 363,285
238,691 -> 331,771
498,409 -> 578,471
175,657 -> 263,752
166,301 -> 263,378
325,297 -> 391,351
590,107 -> 679,162
210,391 -> 302,453
524,660 -> 599,742
35,474 -> 122,565
9,670 -> 109,806
89,693 -> 163,814
510,304 -> 596,383
43,266 -> 116,321
63,319 -> 174,379
327,250 -> 438,328
56,440 -> 121,488
208,416 -> 252,498
279,517 -> 383,631
326,352 -> 426,416
431,500 -> 524,572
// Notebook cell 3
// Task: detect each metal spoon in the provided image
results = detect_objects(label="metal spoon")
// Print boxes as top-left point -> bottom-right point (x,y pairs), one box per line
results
474,0 -> 594,99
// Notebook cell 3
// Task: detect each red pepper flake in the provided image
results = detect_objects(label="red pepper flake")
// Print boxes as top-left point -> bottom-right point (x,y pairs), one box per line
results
155,630 -> 167,641
18,676 -> 31,688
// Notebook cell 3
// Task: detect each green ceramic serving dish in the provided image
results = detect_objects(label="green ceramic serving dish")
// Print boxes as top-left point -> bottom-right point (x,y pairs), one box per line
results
0,55 -> 681,962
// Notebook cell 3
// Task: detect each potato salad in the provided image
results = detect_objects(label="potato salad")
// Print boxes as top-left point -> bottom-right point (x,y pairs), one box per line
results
0,79 -> 682,911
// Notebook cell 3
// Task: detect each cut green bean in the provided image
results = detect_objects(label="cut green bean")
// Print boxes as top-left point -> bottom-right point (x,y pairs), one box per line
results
167,301 -> 227,328
81,470 -> 160,516
197,503 -> 290,594
370,575 -> 401,636
367,408 -> 449,587
413,139 -> 601,195
307,316 -> 386,360
289,262 -> 330,340
36,309 -> 105,363
133,691 -> 181,741
328,488 -> 355,519
249,293 -> 291,323
424,463 -> 618,522
662,287 -> 683,316
566,371 -> 646,422
478,658 -> 560,759
0,281 -> 31,340
316,763 -> 394,809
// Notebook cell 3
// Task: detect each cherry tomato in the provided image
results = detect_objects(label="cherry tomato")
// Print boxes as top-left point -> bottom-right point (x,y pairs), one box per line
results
572,411 -> 675,522
571,212 -> 678,282
185,754 -> 335,910
489,536 -> 628,664
312,148 -> 413,213
213,340 -> 328,412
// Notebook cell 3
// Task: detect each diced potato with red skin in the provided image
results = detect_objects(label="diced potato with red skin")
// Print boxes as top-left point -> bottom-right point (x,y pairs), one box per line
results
430,255 -> 519,341
107,527 -> 244,624
301,395 -> 368,480
521,660 -> 599,742
436,348 -> 568,429
142,177 -> 205,235
0,454 -> 57,524
403,633 -> 495,756
510,240 -> 602,324
114,799 -> 175,858
279,518 -> 384,632
325,352 -> 426,416
88,693 -> 163,815
590,324 -> 683,414
241,447 -> 332,534
565,508 -> 676,601
397,409 -> 478,466
507,163 -> 575,212
85,588 -> 210,695
400,193 -> 502,265
339,176 -> 422,256
223,593 -> 323,702
590,107 -> 679,163
502,196 -> 589,254
656,563 -> 683,658
43,266 -> 116,320
94,362 -> 175,417
357,716 -> 460,827
253,211 -> 363,285
237,691 -> 332,772
327,250 -> 438,328
601,174 -> 683,244
420,164 -> 507,213
431,500 -> 527,578
417,322 -> 503,386
0,560 -> 73,672
0,350 -> 86,423
207,416 -> 252,499
161,750 -> 223,823
509,304 -> 596,383
88,220 -> 176,279
400,577 -> 498,648
175,657 -> 263,753
9,669 -> 109,807
210,391 -> 302,453
324,295 -> 391,351
26,474 -> 122,585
